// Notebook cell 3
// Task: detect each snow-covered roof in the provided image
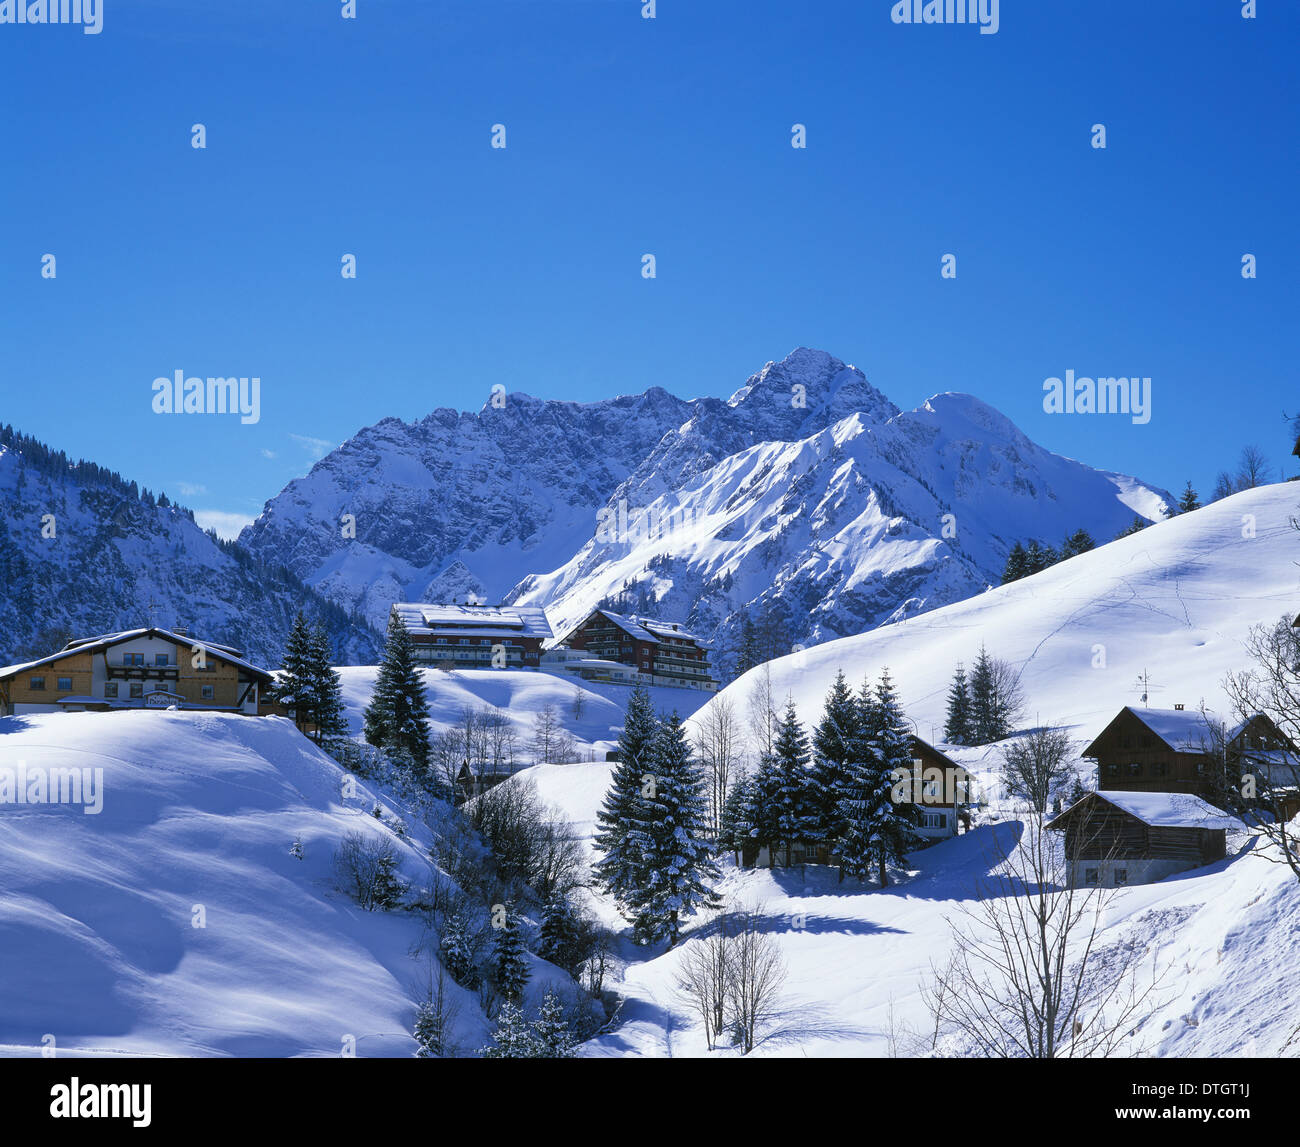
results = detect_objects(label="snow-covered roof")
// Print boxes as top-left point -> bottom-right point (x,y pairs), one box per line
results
0,628 -> 272,681
1114,706 -> 1223,753
586,609 -> 710,648
1052,790 -> 1239,831
392,602 -> 553,641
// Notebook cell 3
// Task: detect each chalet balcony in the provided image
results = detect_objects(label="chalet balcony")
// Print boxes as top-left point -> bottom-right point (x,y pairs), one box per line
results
105,663 -> 180,681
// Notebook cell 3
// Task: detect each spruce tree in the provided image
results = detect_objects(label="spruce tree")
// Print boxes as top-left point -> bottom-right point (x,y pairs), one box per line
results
491,902 -> 529,1002
1061,528 -> 1095,559
623,714 -> 720,946
1177,481 -> 1201,513
532,989 -> 578,1058
1066,776 -> 1089,808
593,685 -> 658,902
718,774 -> 754,865
364,612 -> 432,769
770,697 -> 817,865
1002,542 -> 1029,584
835,679 -> 884,884
273,612 -> 319,735
736,615 -> 761,675
969,645 -> 998,745
811,671 -> 857,848
1024,540 -> 1046,575
439,906 -> 479,987
943,663 -> 973,746
866,670 -> 921,887
309,623 -> 348,741
537,890 -> 582,976
479,1001 -> 539,1058
412,999 -> 440,1058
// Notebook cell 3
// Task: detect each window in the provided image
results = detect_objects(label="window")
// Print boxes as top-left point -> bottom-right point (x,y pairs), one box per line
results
1126,762 -> 1142,776
29,676 -> 45,690
156,654 -> 169,666
200,685 -> 215,701
920,811 -> 947,829
1085,868 -> 1099,885
1150,761 -> 1167,777
1105,763 -> 1120,777
1115,868 -> 1129,885
129,683 -> 143,699
104,683 -> 118,699
133,653 -> 145,666
57,677 -> 73,691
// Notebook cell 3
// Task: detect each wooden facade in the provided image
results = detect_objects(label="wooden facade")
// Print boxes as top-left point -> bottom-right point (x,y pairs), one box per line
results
557,609 -> 717,691
0,628 -> 273,717
1085,706 -> 1223,797
1048,791 -> 1232,887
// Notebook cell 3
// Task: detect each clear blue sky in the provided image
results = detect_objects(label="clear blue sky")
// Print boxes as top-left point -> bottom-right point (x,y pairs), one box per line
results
2,0 -> 1296,538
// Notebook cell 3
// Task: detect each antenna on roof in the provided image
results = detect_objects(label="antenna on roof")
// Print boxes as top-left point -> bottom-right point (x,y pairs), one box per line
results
1133,668 -> 1165,708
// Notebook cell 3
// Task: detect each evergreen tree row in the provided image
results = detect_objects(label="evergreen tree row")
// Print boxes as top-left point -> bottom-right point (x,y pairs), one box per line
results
271,611 -> 348,741
1001,529 -> 1094,584
723,670 -> 919,887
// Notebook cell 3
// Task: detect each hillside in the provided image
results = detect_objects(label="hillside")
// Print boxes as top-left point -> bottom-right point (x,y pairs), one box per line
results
0,711 -> 559,1057
696,481 -> 1300,749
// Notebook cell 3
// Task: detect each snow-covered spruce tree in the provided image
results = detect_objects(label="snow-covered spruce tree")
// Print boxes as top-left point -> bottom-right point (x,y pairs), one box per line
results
811,670 -> 857,848
491,902 -> 529,1002
412,999 -> 438,1058
867,670 -> 921,886
943,663 -> 973,746
363,611 -> 432,769
479,1001 -> 539,1058
536,889 -> 582,976
309,623 -> 349,741
624,714 -> 720,946
1177,481 -> 1201,513
439,905 -> 480,987
1066,776 -> 1089,808
532,988 -> 578,1058
747,746 -> 782,864
770,697 -> 818,866
593,684 -> 658,902
718,773 -> 754,865
272,611 -> 320,736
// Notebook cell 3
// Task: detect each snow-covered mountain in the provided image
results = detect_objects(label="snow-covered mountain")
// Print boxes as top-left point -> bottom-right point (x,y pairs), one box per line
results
0,429 -> 380,668
241,349 -> 1172,673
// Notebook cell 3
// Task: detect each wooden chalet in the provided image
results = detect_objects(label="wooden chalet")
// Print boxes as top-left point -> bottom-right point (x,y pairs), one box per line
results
0,627 -> 275,717
1047,790 -> 1237,887
1084,705 -> 1300,817
554,609 -> 717,691
392,602 -> 553,670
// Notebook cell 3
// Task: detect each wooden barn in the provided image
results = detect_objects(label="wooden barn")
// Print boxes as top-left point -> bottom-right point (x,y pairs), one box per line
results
1047,790 -> 1237,887
1083,705 -> 1226,797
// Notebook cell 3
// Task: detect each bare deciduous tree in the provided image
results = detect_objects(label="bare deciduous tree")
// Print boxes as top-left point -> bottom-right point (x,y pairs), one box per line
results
695,694 -> 740,840
674,920 -> 732,1051
999,724 -> 1076,813
746,663 -> 778,761
726,908 -> 787,1054
1221,614 -> 1300,884
924,816 -> 1164,1058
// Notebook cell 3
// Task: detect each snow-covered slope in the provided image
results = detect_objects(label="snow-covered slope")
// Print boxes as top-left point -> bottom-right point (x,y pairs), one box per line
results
239,349 -> 1171,673
0,711 -> 480,1057
0,434 -> 380,668
509,482 -> 1300,1058
335,666 -> 710,760
696,481 -> 1300,749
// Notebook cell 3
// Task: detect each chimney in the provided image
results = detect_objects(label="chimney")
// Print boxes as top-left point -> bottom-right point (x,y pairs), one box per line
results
1174,703 -> 1184,711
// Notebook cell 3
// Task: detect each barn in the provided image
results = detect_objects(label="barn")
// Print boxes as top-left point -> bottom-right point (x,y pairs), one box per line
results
1047,790 -> 1238,888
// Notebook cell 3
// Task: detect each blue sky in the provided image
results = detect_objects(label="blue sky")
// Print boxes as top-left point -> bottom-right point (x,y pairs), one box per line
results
1,0 -> 1296,538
